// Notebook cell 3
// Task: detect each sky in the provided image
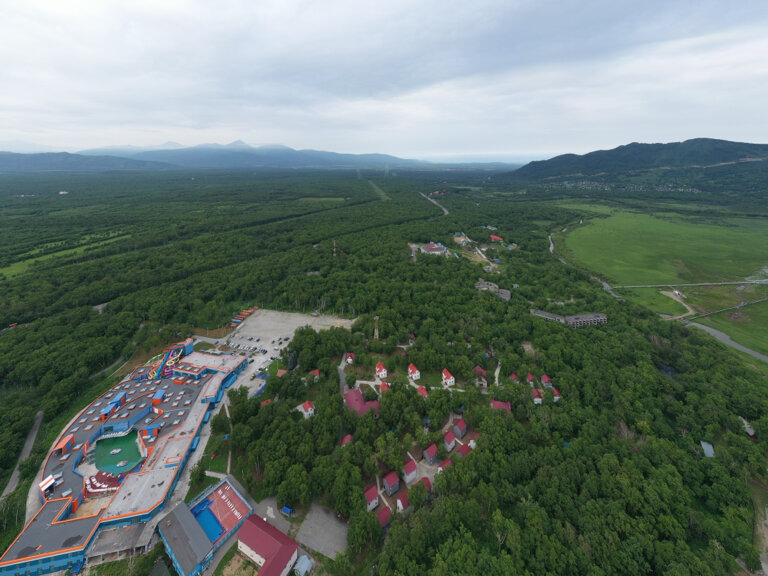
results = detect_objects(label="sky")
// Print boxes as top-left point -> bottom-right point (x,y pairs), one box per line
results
2,0 -> 768,161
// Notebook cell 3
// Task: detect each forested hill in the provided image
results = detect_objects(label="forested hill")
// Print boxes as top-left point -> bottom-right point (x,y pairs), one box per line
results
0,152 -> 174,173
510,138 -> 768,180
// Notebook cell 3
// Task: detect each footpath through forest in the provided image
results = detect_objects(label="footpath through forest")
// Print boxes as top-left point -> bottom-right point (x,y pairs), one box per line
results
1,410 -> 43,499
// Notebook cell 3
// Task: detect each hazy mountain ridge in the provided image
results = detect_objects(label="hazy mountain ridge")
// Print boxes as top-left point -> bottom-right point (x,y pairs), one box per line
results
511,138 -> 768,179
0,152 -> 174,173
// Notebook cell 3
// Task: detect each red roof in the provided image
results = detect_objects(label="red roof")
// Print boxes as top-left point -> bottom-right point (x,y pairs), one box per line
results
424,443 -> 437,459
454,418 -> 467,433
309,369 -> 320,377
417,385 -> 428,398
383,471 -> 399,488
438,459 -> 452,470
344,389 -> 378,416
396,492 -> 409,511
376,361 -> 386,372
302,400 -> 314,412
444,430 -> 455,445
341,434 -> 354,446
490,399 -> 511,413
420,477 -> 432,492
489,234 -> 504,242
376,506 -> 392,527
552,386 -> 561,397
474,365 -> 487,378
260,398 -> 273,406
526,373 -> 534,383
364,485 -> 379,504
509,372 -> 519,381
346,352 -> 355,359
442,369 -> 453,380
404,459 -> 417,475
531,388 -> 542,398
238,515 -> 298,576
541,374 -> 551,384
456,444 -> 472,457
380,382 -> 390,393
408,363 -> 419,373
277,369 -> 288,377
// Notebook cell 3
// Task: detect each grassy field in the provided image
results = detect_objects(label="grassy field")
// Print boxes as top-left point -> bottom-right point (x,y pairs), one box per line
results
0,235 -> 128,278
699,300 -> 768,357
617,288 -> 688,316
565,212 -> 768,285
564,209 -> 768,354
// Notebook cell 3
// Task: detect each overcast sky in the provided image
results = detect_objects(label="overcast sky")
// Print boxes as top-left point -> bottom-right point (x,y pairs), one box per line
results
2,0 -> 768,161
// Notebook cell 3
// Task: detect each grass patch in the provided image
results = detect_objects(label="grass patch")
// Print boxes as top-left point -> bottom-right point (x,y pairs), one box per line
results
212,542 -> 239,576
0,235 -> 128,278
617,288 -> 689,316
368,180 -> 390,201
699,300 -> 768,357
194,341 -> 214,352
203,433 -> 230,474
555,201 -> 617,215
565,211 -> 768,286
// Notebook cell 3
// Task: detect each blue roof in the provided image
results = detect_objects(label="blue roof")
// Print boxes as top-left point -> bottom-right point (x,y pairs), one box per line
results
295,555 -> 312,576
700,441 -> 715,458
153,389 -> 166,400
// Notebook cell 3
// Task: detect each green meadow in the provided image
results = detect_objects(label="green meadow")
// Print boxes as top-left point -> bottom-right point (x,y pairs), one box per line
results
565,211 -> 768,286
700,300 -> 768,357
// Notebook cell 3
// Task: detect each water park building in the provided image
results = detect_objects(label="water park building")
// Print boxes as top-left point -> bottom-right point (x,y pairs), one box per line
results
0,339 -> 246,576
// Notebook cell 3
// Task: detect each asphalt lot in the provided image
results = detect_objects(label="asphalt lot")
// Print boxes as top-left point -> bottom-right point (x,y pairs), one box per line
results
295,502 -> 348,559
198,309 -> 354,393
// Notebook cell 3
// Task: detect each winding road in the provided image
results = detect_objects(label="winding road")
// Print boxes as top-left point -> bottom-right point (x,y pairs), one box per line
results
420,193 -> 449,215
683,321 -> 768,364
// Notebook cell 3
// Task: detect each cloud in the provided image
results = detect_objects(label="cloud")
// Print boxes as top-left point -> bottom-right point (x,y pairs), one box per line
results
1,0 -> 768,157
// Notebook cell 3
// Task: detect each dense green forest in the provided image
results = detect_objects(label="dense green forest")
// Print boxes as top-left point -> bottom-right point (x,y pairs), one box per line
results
0,169 -> 767,574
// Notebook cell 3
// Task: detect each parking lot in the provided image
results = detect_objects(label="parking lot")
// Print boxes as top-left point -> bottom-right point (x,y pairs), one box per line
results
196,309 -> 354,394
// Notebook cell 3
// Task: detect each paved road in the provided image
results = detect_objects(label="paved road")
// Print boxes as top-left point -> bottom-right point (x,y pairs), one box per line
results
419,192 -> 449,215
2,410 -> 44,498
684,321 -> 768,364
337,356 -> 348,443
615,280 -> 768,288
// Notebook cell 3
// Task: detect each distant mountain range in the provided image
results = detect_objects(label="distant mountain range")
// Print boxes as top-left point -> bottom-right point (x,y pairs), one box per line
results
510,138 -> 768,180
0,152 -> 174,173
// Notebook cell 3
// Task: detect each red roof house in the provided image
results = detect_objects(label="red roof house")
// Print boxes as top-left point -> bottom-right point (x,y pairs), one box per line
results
260,398 -> 273,406
299,401 -> 315,418
526,373 -> 534,386
441,369 -> 455,387
383,471 -> 400,496
403,459 -> 418,484
489,234 -> 504,242
379,382 -> 390,393
341,434 -> 354,446
474,365 -> 487,386
308,368 -> 320,381
420,477 -> 433,493
344,389 -> 379,417
364,485 -> 379,511
541,374 -> 552,387
490,399 -> 511,413
444,430 -> 456,452
346,352 -> 355,364
551,387 -> 561,402
276,369 -> 288,378
396,492 -> 409,513
238,515 -> 298,576
437,459 -> 453,473
408,363 -> 421,381
424,443 -> 438,464
375,361 -> 387,379
532,388 -> 542,405
509,372 -> 520,382
376,506 -> 392,528
456,444 -> 472,457
417,385 -> 428,399
453,418 -> 467,438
